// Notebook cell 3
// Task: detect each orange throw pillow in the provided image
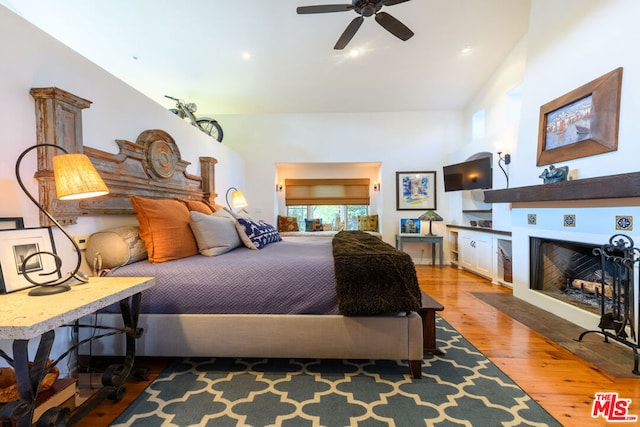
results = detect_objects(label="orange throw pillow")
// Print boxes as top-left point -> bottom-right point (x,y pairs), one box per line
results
130,196 -> 198,263
177,198 -> 214,215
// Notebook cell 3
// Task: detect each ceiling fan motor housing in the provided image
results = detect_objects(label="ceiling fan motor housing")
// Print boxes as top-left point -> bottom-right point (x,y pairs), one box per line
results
354,0 -> 384,17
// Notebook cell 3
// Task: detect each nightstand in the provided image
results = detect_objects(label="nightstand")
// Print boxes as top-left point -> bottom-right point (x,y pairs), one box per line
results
0,276 -> 154,426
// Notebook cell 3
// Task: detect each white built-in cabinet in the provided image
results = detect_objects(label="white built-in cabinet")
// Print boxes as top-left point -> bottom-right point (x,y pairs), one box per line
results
459,231 -> 492,277
447,226 -> 512,287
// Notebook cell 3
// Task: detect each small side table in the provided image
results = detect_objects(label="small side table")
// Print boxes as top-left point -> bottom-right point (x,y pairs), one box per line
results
396,234 -> 443,268
0,276 -> 155,427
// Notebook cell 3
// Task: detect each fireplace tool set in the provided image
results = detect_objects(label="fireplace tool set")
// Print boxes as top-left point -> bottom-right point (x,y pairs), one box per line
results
577,234 -> 639,375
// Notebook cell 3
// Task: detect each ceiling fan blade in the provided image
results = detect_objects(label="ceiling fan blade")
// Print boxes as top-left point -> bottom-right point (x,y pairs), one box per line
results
297,4 -> 354,14
375,11 -> 414,41
383,0 -> 411,6
334,16 -> 364,49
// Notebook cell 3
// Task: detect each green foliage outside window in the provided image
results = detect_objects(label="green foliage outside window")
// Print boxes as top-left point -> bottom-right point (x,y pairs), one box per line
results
287,205 -> 368,231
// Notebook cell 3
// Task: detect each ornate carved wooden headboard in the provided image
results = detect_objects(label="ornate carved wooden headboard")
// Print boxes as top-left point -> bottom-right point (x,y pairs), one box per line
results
30,87 -> 217,225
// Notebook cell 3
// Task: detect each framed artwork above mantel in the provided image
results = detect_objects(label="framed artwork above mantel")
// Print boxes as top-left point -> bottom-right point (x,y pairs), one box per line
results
536,67 -> 622,166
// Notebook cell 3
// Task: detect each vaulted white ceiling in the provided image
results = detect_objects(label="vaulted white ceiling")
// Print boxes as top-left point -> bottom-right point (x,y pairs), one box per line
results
2,0 -> 531,115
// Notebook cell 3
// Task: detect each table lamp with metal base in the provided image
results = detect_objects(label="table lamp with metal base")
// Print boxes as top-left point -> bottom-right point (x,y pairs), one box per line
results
15,144 -> 109,296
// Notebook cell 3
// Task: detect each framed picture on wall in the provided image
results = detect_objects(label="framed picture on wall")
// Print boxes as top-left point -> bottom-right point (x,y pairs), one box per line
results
0,227 -> 58,294
536,67 -> 622,166
399,218 -> 421,234
396,171 -> 437,210
0,217 -> 25,230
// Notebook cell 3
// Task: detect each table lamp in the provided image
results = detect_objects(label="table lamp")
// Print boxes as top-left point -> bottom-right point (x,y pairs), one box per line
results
16,144 -> 109,296
225,187 -> 248,210
418,210 -> 443,236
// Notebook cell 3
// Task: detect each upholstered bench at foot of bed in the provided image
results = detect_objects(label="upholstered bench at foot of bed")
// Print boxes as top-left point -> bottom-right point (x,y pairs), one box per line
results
78,312 -> 424,379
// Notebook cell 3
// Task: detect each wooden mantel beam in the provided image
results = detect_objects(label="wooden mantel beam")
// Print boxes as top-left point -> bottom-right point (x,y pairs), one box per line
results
484,172 -> 640,203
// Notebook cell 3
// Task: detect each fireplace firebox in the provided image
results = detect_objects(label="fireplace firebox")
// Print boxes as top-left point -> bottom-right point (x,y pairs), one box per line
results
530,234 -> 639,375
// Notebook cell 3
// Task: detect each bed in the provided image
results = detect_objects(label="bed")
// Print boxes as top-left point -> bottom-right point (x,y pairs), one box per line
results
33,127 -> 424,379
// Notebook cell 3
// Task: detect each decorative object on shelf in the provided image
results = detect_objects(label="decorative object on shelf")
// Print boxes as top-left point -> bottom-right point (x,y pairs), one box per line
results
497,152 -> 511,188
538,164 -> 569,184
418,210 -> 443,236
399,218 -> 421,235
396,171 -> 437,211
537,67 -> 622,166
225,187 -> 248,210
373,181 -> 381,192
616,216 -> 633,231
14,144 -> 109,296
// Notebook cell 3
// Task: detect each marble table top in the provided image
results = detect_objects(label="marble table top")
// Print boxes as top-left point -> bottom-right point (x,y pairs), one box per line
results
0,276 -> 155,340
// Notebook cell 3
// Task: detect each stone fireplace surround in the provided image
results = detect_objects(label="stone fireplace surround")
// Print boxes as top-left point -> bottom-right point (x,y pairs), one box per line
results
485,176 -> 640,344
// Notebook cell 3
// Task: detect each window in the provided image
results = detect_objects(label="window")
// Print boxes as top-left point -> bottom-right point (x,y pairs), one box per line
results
472,109 -> 485,141
284,178 -> 371,231
287,205 -> 369,231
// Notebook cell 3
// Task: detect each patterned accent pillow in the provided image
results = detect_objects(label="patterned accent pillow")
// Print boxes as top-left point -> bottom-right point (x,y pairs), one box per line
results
305,218 -> 323,232
357,214 -> 379,232
236,218 -> 282,249
277,215 -> 299,232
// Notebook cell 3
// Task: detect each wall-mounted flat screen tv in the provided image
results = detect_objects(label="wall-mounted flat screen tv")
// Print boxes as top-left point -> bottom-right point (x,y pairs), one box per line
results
443,157 -> 492,192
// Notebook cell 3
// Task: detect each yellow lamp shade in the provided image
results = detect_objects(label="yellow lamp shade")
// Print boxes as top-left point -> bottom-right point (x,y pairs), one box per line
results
231,190 -> 248,208
53,153 -> 109,200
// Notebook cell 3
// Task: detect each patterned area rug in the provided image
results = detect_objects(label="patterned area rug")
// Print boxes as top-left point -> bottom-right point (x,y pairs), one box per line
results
111,317 -> 560,426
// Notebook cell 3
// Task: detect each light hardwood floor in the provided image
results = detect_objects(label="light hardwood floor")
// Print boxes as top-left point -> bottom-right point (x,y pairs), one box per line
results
74,265 -> 639,426
418,265 -> 640,427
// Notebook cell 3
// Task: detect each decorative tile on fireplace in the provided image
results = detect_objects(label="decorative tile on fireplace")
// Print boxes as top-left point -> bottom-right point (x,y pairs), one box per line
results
528,214 -> 537,225
563,214 -> 576,227
616,215 -> 633,231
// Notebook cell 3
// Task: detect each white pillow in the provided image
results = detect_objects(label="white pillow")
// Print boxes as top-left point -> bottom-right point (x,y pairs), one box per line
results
212,208 -> 257,249
189,211 -> 242,256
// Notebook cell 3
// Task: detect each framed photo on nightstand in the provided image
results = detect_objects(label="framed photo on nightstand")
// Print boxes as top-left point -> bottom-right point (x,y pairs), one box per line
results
0,227 -> 58,293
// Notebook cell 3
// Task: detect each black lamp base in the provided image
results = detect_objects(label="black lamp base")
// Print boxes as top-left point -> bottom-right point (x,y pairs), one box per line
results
28,284 -> 71,296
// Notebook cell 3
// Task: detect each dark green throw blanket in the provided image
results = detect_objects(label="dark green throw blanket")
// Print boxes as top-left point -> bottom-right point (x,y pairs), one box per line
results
332,231 -> 422,316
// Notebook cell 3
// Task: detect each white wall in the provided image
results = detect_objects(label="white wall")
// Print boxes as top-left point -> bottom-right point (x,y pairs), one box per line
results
218,111 -> 465,256
0,6 -> 245,374
515,0 -> 640,186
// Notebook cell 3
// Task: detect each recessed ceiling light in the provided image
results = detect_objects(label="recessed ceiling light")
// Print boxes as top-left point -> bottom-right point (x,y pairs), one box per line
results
349,49 -> 361,58
460,46 -> 472,55
242,51 -> 252,60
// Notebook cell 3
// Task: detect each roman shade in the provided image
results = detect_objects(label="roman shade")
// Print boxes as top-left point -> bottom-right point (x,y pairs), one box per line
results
285,178 -> 370,206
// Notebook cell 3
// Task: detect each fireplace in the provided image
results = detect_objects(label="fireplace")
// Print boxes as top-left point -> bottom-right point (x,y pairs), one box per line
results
529,237 -> 619,315
529,234 -> 639,374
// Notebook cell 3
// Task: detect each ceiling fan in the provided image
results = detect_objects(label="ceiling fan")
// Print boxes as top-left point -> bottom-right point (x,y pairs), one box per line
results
297,0 -> 415,50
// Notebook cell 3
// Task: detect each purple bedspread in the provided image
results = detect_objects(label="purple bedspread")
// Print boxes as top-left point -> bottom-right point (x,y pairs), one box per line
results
104,238 -> 338,315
